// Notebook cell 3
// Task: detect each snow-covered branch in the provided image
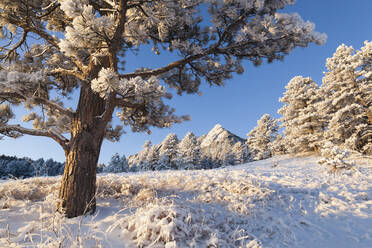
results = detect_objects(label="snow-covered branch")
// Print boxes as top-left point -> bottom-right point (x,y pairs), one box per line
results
49,68 -> 86,82
0,88 -> 74,119
119,52 -> 208,79
0,124 -> 69,151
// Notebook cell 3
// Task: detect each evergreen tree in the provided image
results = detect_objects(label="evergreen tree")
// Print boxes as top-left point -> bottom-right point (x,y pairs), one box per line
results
158,133 -> 179,169
104,153 -> 128,173
271,134 -> 287,155
317,42 -> 372,153
129,140 -> 152,170
176,132 -> 201,170
278,76 -> 324,153
231,141 -> 249,165
220,141 -> 235,166
143,145 -> 160,171
31,158 -> 46,177
246,114 -> 279,160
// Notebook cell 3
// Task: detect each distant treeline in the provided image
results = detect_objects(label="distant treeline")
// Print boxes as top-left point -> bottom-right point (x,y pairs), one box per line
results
0,155 -> 64,179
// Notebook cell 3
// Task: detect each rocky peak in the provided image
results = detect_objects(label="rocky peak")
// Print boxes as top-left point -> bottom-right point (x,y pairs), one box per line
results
200,124 -> 245,148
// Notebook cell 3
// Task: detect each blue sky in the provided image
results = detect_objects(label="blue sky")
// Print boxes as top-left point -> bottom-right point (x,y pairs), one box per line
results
1,0 -> 372,164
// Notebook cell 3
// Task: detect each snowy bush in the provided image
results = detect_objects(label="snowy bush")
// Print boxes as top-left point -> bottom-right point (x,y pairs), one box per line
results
116,202 -> 257,248
318,143 -> 356,173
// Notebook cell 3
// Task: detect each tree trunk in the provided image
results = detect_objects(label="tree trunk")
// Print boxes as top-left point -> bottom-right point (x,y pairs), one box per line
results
58,85 -> 106,218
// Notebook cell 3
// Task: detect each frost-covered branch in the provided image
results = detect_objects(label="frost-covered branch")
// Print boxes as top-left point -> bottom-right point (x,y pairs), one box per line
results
0,124 -> 69,151
31,96 -> 74,118
49,68 -> 86,82
119,52 -> 208,79
0,78 -> 74,119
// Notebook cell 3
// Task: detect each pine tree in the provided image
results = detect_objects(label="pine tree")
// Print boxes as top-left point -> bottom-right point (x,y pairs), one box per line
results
271,134 -> 287,155
317,42 -> 372,153
231,141 -> 249,165
278,76 -> 324,153
246,114 -> 279,160
158,133 -> 179,169
129,140 -> 151,170
143,144 -> 160,171
0,0 -> 326,217
220,141 -> 235,166
104,153 -> 128,173
177,132 -> 201,170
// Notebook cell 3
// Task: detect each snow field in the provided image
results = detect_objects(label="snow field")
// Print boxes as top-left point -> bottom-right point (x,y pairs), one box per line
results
0,155 -> 371,247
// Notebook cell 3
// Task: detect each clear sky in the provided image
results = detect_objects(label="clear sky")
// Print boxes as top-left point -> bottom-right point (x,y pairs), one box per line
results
1,0 -> 372,164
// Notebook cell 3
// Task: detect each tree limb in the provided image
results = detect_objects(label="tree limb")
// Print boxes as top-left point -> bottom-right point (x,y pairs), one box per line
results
1,29 -> 28,61
0,92 -> 75,118
118,51 -> 210,79
49,68 -> 86,82
0,124 -> 70,151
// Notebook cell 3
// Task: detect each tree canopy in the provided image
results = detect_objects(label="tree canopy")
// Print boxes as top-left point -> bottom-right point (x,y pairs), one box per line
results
0,0 -> 326,144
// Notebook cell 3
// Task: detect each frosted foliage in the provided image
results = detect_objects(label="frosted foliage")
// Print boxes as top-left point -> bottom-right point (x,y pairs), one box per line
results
246,114 -> 278,160
119,202 -> 256,247
91,68 -> 120,99
0,71 -> 44,94
0,0 -> 326,147
318,42 -> 372,151
232,141 -> 249,164
143,145 -> 160,171
278,76 -> 324,153
59,0 -> 87,18
0,70 -> 70,135
122,0 -> 326,90
328,104 -> 366,143
318,142 -> 355,174
271,134 -> 287,155
58,0 -> 115,60
115,76 -> 188,133
0,104 -> 14,125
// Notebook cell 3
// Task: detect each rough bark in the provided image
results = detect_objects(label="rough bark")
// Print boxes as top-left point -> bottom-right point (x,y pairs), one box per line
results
58,85 -> 106,218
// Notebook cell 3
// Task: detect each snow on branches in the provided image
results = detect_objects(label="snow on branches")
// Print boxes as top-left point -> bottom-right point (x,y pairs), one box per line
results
59,0 -> 116,61
0,0 -> 326,150
318,142 -> 356,174
246,114 -> 279,160
318,41 -> 372,151
278,76 -> 324,153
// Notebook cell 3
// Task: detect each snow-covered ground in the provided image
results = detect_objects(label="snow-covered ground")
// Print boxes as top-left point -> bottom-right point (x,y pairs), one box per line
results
0,155 -> 371,247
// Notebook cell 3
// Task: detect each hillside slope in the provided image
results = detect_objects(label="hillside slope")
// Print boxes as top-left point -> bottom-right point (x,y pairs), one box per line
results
0,155 -> 371,247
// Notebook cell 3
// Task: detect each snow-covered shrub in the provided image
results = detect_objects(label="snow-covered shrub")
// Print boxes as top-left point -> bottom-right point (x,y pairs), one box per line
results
116,202 -> 257,248
318,142 -> 356,173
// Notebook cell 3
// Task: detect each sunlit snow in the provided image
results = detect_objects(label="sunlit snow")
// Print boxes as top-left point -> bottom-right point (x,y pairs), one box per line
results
0,155 -> 371,247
